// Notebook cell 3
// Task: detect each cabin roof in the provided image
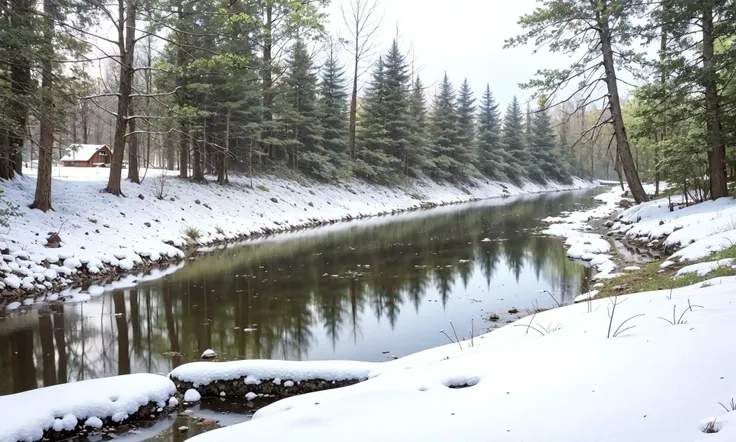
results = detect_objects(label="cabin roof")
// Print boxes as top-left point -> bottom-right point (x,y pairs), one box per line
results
60,144 -> 108,162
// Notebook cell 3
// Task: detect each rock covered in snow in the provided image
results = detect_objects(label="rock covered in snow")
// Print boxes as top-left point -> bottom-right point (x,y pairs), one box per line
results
201,349 -> 217,360
184,389 -> 201,402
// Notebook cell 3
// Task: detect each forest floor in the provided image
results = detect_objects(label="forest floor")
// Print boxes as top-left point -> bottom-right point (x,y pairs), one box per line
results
0,166 -> 594,302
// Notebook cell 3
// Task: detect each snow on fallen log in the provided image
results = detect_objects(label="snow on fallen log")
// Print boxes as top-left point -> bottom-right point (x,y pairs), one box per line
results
0,374 -> 177,442
169,360 -> 378,398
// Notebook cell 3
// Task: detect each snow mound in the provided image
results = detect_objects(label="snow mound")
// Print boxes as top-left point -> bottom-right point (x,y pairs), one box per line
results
0,374 -> 176,442
187,276 -> 736,442
184,389 -> 201,403
676,259 -> 735,277
169,360 -> 379,387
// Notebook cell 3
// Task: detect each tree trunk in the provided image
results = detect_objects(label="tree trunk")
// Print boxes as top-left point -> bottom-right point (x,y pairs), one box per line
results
261,3 -> 274,159
702,5 -> 728,200
218,111 -> 230,185
7,0 -> 34,178
31,0 -> 55,211
106,0 -> 136,196
192,141 -> 204,182
349,54 -> 358,160
165,134 -> 175,170
596,0 -> 648,203
179,123 -> 188,177
127,102 -> 140,183
613,151 -> 624,191
176,0 -> 188,178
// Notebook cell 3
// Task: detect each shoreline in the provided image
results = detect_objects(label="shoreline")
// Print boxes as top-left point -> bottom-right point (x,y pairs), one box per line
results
1,170 -> 596,304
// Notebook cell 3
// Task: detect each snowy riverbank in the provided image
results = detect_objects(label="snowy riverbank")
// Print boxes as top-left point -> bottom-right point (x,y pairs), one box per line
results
176,274 -> 736,442
0,167 -> 594,300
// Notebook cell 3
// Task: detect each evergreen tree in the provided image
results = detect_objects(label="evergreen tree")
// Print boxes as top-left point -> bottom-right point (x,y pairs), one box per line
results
430,72 -> 462,181
455,78 -> 477,176
475,84 -> 508,180
278,39 -> 329,179
355,56 -> 397,182
319,40 -> 350,179
380,39 -> 413,176
408,77 -> 433,175
531,103 -> 571,184
501,96 -> 531,182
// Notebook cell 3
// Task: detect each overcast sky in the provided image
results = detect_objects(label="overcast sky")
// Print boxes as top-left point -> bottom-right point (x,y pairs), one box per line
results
325,0 -> 568,110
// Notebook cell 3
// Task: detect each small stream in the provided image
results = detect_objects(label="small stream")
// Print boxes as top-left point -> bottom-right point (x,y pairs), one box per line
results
0,187 -> 602,440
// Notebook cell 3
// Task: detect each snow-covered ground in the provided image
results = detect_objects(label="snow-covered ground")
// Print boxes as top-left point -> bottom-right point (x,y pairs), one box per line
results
180,275 -> 736,442
542,185 -> 637,279
0,374 -> 176,442
615,195 -> 736,262
0,166 -> 594,298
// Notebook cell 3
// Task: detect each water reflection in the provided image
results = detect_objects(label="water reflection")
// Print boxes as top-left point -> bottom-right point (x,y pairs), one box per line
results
0,188 -> 599,395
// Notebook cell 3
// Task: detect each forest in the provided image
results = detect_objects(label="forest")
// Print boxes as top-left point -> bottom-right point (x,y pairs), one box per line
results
1,0 -> 735,211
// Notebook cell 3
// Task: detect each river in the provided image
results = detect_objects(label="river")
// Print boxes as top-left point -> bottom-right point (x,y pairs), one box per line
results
0,186 -> 601,440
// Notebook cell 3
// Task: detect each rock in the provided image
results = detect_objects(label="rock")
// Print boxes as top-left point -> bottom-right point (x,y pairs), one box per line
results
603,220 -> 615,228
612,285 -> 625,292
183,389 -> 201,402
45,232 -> 61,248
144,222 -> 151,228
308,202 -> 314,207
201,419 -> 215,426
138,194 -> 145,200
508,308 -> 519,314
489,313 -> 500,322
178,426 -> 189,432
619,199 -> 633,208
201,348 -> 217,359
270,197 -> 278,203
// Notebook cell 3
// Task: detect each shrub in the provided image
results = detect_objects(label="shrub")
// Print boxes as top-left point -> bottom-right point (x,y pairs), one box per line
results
257,185 -> 269,192
183,225 -> 201,240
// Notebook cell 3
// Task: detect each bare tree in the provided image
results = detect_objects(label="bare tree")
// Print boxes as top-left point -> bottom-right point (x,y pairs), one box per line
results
340,0 -> 382,160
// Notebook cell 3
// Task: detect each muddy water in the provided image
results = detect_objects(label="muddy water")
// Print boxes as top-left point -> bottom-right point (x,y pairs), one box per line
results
0,187 -> 601,440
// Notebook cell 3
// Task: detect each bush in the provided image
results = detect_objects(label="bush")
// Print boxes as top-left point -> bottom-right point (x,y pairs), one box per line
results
183,224 -> 201,240
154,173 -> 169,200
256,185 -> 269,192
0,189 -> 20,228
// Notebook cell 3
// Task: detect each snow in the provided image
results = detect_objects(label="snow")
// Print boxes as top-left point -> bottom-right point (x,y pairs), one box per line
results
169,360 -> 378,387
573,290 -> 599,303
183,389 -> 201,403
624,265 -> 641,271
542,186 -> 627,279
245,392 -> 258,401
187,276 -> 736,442
83,417 -> 103,429
2,166 -> 595,297
201,349 -> 217,359
0,373 -> 176,442
676,259 -> 735,277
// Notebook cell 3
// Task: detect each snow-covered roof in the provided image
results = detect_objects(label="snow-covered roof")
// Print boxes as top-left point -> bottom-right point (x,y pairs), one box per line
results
61,144 -> 108,162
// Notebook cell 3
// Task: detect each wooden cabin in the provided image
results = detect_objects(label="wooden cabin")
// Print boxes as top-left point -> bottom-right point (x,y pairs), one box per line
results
60,144 -> 112,167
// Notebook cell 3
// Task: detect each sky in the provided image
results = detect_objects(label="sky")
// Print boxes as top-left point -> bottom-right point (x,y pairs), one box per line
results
325,0 -> 567,110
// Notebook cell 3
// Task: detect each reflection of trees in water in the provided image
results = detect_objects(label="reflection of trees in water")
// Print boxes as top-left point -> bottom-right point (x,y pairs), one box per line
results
0,190 -> 599,394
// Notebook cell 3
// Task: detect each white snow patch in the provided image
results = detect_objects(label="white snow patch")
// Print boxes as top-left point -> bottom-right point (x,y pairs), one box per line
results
84,416 -> 103,429
573,290 -> 599,303
183,389 -> 201,403
676,259 -> 735,277
170,360 -> 378,388
0,373 -> 175,442
245,392 -> 257,401
623,266 -> 641,271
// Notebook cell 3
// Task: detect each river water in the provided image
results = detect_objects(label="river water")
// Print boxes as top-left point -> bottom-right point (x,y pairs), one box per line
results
0,187 -> 601,439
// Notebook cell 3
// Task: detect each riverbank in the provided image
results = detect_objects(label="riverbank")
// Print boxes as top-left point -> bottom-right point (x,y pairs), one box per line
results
0,167 -> 594,302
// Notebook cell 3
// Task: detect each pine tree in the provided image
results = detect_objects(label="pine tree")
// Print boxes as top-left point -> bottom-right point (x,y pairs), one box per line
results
355,56 -> 397,182
278,39 -> 329,179
380,40 -> 413,176
531,104 -> 571,184
430,72 -> 462,181
501,96 -> 531,182
455,78 -> 477,177
475,84 -> 508,180
319,40 -> 350,179
408,77 -> 433,175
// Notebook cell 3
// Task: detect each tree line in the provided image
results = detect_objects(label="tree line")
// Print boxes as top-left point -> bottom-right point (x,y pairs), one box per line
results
1,0 -> 575,215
